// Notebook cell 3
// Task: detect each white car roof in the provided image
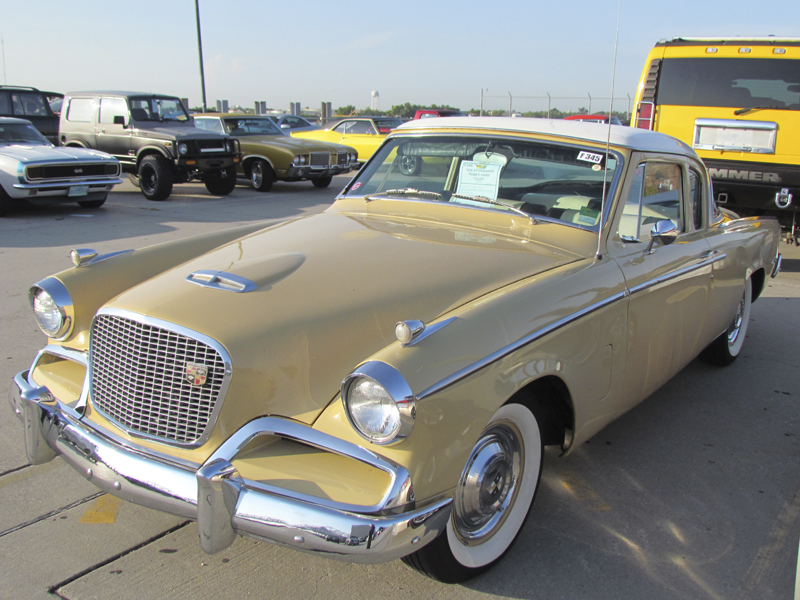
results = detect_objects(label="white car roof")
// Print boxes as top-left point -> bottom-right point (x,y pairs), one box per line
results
394,116 -> 696,156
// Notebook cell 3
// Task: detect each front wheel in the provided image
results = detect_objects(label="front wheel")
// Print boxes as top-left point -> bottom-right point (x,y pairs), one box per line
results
138,155 -> 173,201
402,402 -> 543,583
701,277 -> 752,366
311,176 -> 332,188
250,159 -> 274,192
205,167 -> 237,196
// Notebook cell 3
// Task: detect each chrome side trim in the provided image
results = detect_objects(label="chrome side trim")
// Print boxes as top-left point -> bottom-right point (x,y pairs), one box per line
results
186,270 -> 257,293
628,254 -> 725,297
418,254 -> 726,401
417,290 -> 628,400
90,308 -> 233,448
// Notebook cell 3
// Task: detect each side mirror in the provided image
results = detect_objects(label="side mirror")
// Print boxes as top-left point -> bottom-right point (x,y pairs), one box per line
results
645,219 -> 678,254
113,115 -> 126,126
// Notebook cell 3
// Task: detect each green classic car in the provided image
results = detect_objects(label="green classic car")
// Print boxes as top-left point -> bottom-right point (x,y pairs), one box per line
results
194,114 -> 358,191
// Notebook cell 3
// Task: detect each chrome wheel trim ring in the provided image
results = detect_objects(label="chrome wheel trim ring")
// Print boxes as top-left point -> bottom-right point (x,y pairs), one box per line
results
727,296 -> 745,347
446,403 -> 542,568
252,162 -> 263,188
452,423 -> 521,543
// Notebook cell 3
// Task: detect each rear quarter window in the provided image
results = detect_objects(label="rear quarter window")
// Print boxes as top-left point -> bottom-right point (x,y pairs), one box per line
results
66,98 -> 95,122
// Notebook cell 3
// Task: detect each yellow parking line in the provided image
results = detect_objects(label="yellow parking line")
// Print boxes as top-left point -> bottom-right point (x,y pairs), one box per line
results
78,494 -> 122,524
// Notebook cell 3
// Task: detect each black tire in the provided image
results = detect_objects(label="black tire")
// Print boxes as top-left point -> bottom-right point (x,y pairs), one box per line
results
138,155 -> 173,201
398,155 -> 421,176
77,194 -> 107,209
0,185 -> 11,217
311,176 -> 333,188
401,402 -> 543,583
127,173 -> 141,188
249,159 -> 274,192
701,277 -> 752,366
205,167 -> 237,196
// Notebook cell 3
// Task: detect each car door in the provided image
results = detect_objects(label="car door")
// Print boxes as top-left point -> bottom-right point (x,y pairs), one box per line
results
608,155 -> 714,406
96,97 -> 133,164
337,120 -> 383,161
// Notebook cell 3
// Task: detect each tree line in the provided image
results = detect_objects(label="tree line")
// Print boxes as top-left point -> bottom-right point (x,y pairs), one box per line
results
335,103 -> 629,120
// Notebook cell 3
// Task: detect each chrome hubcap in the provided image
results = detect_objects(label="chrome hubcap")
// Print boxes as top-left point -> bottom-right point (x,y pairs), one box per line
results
453,421 -> 523,544
727,295 -> 745,346
252,163 -> 263,188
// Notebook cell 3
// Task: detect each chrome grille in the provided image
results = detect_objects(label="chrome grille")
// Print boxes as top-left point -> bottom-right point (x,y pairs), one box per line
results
309,152 -> 330,168
90,313 -> 228,445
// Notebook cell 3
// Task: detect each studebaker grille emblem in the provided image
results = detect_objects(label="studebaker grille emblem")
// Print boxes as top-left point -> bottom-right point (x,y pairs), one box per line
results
185,363 -> 209,386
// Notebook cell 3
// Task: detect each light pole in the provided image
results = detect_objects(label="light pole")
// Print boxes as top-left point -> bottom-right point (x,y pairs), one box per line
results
194,0 -> 207,112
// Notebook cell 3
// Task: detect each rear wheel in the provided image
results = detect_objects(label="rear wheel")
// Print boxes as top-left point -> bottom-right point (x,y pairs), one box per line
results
402,402 -> 543,583
312,176 -> 333,188
77,194 -> 107,209
205,167 -> 237,196
398,155 -> 421,176
701,277 -> 752,366
127,173 -> 141,188
250,159 -> 274,192
138,155 -> 173,201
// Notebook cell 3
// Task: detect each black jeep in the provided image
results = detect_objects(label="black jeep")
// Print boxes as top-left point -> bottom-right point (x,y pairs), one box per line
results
59,92 -> 241,201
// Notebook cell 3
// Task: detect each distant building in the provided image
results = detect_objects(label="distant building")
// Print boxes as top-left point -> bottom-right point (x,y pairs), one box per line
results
216,99 -> 229,113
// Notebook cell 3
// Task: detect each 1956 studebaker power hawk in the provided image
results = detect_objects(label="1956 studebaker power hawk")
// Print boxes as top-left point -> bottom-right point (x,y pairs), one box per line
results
10,117 -> 782,583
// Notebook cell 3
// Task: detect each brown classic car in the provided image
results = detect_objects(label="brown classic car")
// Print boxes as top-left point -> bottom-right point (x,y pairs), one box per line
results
10,117 -> 781,583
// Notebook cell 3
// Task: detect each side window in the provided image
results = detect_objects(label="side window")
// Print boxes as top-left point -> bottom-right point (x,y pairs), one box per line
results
688,169 -> 704,230
18,93 -> 47,116
347,121 -> 373,134
333,121 -> 350,134
617,162 -> 683,242
66,98 -> 95,122
99,98 -> 128,125
0,92 -> 10,115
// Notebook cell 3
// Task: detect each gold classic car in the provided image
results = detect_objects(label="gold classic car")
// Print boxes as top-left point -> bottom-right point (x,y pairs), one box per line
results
194,114 -> 358,191
10,117 -> 782,583
291,116 -> 404,163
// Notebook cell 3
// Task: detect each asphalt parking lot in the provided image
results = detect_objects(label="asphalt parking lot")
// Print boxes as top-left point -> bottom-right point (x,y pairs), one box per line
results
1,178 -> 799,600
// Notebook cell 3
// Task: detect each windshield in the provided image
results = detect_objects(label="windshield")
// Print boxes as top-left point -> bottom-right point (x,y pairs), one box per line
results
129,96 -> 190,121
223,117 -> 284,136
345,136 -> 620,231
0,122 -> 50,145
656,58 -> 800,110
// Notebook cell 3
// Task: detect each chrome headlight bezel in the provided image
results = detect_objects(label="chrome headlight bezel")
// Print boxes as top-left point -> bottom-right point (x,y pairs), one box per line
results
341,361 -> 416,445
178,143 -> 188,155
292,155 -> 307,166
28,277 -> 74,340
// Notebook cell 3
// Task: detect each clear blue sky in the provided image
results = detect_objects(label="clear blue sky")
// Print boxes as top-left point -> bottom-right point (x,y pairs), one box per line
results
2,0 -> 796,114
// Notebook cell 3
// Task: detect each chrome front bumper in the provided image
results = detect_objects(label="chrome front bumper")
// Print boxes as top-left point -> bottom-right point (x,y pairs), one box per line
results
9,370 -> 451,563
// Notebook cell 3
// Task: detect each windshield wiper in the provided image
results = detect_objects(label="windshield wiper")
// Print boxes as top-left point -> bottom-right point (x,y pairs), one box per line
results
364,188 -> 443,202
733,105 -> 794,116
451,193 -> 536,222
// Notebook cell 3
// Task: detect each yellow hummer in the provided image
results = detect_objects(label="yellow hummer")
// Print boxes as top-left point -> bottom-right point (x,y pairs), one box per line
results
632,37 -> 800,242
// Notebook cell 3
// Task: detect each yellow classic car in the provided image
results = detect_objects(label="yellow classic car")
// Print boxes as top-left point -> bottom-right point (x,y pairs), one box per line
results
194,114 -> 358,191
10,118 -> 782,583
291,116 -> 404,163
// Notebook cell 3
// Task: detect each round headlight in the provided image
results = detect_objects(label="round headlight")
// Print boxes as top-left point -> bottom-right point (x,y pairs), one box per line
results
293,156 -> 300,166
342,361 -> 416,445
28,278 -> 74,339
178,143 -> 188,155
347,377 -> 401,443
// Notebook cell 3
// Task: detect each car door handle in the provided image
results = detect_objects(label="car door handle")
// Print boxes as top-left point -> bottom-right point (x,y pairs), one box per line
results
95,129 -> 105,134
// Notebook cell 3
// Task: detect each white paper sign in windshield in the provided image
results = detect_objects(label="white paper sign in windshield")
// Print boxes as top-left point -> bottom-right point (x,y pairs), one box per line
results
455,161 -> 502,201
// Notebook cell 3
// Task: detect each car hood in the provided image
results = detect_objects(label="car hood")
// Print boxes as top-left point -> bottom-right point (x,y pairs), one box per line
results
134,125 -> 228,142
103,210 -> 584,429
237,134 -> 343,154
0,144 -> 114,162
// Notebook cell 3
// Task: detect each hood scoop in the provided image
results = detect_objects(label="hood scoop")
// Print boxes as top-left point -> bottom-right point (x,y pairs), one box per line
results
186,253 -> 306,293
